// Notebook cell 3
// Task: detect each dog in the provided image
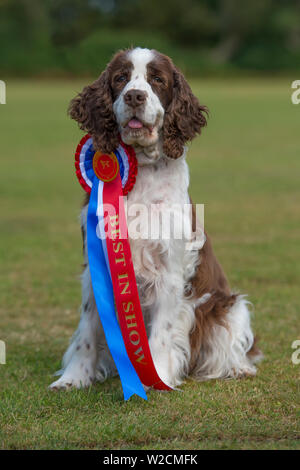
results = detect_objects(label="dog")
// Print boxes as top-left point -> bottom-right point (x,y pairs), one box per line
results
49,47 -> 261,391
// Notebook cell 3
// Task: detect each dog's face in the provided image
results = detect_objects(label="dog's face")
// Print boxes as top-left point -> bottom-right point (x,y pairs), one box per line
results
69,47 -> 207,160
112,48 -> 167,150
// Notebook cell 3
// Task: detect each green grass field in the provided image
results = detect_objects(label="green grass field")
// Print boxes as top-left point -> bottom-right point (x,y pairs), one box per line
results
0,78 -> 299,450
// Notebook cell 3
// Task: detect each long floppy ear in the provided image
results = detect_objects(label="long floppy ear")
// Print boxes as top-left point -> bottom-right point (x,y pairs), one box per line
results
68,69 -> 119,154
163,67 -> 208,159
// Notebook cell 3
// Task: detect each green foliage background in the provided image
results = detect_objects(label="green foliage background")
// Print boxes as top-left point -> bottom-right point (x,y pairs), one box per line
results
1,0 -> 300,76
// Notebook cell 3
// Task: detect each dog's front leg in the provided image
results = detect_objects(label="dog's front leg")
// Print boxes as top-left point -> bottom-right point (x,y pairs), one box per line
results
49,267 -> 102,390
148,273 -> 195,389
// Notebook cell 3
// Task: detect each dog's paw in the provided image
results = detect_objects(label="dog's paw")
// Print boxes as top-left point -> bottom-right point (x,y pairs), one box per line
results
151,362 -> 176,389
48,373 -> 94,391
229,364 -> 257,379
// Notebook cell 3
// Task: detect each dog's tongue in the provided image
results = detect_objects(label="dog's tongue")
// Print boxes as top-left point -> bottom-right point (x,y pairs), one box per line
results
128,118 -> 143,129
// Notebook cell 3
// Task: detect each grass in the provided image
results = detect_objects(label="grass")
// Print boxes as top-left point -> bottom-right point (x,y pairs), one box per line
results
0,77 -> 299,450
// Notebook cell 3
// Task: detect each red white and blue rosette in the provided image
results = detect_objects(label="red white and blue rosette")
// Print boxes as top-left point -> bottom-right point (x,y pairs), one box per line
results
73,134 -> 171,401
75,134 -> 137,195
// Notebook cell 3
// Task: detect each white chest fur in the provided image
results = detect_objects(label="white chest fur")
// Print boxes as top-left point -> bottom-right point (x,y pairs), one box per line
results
126,154 -> 194,304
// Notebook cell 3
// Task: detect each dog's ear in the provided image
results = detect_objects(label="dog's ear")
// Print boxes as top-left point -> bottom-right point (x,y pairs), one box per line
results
163,67 -> 208,159
68,69 -> 119,154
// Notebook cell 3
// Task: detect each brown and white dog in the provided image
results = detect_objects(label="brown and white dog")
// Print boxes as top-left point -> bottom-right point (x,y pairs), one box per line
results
49,47 -> 261,391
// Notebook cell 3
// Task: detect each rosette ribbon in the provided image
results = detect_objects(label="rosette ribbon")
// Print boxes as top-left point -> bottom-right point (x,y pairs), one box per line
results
75,135 -> 172,400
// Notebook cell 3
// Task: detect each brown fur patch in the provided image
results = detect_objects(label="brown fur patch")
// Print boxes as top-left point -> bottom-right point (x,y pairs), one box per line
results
155,52 -> 208,159
188,201 -> 238,374
68,50 -> 133,154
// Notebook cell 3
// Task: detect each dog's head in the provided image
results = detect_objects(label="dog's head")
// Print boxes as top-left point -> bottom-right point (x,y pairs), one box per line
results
69,47 -> 208,160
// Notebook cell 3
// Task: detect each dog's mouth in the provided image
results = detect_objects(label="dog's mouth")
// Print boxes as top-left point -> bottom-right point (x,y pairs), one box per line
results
123,117 -> 153,133
120,114 -> 163,150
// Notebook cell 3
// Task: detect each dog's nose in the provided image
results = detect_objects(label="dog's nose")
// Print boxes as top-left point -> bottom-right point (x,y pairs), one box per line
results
124,89 -> 147,108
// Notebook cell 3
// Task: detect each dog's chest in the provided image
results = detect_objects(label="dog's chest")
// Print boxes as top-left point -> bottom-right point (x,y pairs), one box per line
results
128,157 -> 189,209
126,157 -> 190,282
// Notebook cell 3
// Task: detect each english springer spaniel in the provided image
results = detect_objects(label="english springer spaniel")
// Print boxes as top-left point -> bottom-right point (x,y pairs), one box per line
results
49,47 -> 261,391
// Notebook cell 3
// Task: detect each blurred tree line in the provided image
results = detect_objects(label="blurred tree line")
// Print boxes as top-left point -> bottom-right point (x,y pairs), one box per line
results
0,0 -> 300,76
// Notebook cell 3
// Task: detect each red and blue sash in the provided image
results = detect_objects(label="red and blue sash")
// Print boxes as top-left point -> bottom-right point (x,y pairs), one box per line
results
75,135 -> 171,400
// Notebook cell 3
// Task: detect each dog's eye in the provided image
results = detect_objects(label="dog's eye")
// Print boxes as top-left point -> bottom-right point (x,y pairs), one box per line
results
116,75 -> 127,83
153,76 -> 163,84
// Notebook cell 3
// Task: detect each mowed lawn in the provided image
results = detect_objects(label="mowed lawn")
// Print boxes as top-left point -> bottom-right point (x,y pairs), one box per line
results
0,78 -> 299,450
